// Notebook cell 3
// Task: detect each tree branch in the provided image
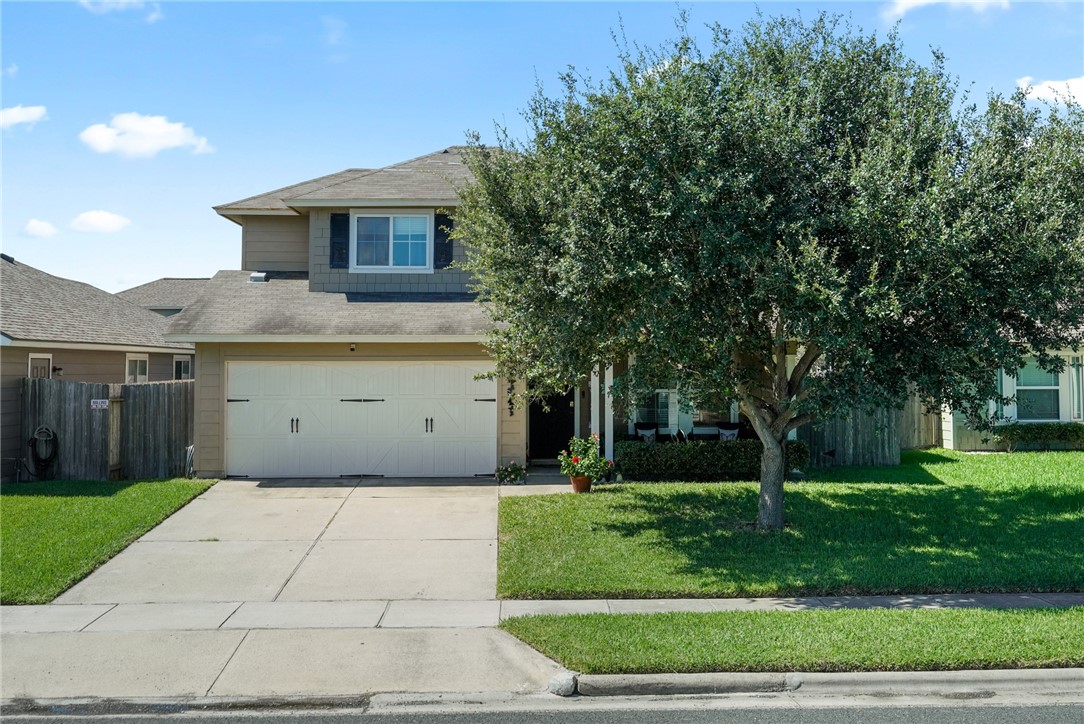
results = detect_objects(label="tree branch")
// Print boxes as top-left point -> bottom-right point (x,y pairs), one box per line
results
788,343 -> 822,397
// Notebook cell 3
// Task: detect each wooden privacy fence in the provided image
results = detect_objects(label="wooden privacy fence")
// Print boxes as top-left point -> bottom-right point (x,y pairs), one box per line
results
797,395 -> 944,469
798,407 -> 901,469
20,377 -> 194,481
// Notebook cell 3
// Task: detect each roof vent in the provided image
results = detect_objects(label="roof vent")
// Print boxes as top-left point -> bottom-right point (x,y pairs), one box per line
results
248,272 -> 267,283
0,253 -> 14,264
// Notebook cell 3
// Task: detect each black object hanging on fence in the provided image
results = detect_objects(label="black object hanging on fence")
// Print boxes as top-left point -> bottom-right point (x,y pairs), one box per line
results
27,426 -> 58,480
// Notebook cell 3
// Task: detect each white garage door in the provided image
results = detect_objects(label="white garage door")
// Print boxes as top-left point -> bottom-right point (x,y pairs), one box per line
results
225,361 -> 498,478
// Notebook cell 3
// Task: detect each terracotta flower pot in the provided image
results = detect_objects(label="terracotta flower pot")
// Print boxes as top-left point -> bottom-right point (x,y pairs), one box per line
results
569,475 -> 592,493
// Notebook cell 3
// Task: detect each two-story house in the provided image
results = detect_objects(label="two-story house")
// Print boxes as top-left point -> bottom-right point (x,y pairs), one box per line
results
168,148 -> 534,479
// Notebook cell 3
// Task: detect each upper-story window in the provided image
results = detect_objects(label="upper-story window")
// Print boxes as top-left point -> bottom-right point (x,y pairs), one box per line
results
350,213 -> 432,272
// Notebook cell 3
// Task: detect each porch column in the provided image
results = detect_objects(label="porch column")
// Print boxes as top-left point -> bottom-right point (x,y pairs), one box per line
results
590,364 -> 600,437
604,364 -> 614,460
573,384 -> 581,438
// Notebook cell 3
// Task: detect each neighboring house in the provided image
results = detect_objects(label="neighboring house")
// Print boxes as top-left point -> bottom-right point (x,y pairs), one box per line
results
942,354 -> 1084,451
118,277 -> 209,317
0,254 -> 195,481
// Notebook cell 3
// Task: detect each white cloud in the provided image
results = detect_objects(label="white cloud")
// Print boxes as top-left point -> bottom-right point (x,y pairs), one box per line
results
882,0 -> 1011,21
80,1 -> 163,23
24,219 -> 58,238
79,112 -> 214,158
1017,75 -> 1084,104
1,105 -> 47,129
70,210 -> 132,234
4,63 -> 17,77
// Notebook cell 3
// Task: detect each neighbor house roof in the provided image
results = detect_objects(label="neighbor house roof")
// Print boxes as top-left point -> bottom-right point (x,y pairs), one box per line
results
118,278 -> 210,311
214,147 -> 473,219
0,255 -> 192,351
165,270 -> 491,342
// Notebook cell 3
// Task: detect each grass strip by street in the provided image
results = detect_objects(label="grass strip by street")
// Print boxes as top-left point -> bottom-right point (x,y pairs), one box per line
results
501,608 -> 1084,674
498,449 -> 1084,599
1,478 -> 212,604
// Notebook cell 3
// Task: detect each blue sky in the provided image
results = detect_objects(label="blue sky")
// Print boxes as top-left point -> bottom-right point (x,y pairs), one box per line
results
2,0 -> 1081,293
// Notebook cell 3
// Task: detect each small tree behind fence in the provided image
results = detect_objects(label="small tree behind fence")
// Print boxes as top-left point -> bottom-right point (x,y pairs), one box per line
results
20,378 -> 194,481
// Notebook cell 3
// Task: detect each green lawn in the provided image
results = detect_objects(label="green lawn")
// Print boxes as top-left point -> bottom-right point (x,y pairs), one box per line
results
1,478 -> 212,604
498,449 -> 1084,598
501,608 -> 1084,674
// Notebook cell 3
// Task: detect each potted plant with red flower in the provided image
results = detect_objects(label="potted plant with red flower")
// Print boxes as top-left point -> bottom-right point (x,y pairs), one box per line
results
557,434 -> 613,493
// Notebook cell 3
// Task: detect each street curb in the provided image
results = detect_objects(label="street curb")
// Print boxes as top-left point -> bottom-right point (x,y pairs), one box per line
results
0,695 -> 372,717
563,668 -> 1084,698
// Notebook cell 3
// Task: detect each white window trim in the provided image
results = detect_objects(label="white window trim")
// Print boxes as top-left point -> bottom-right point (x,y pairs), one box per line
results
28,353 -> 52,379
173,354 -> 192,381
348,210 -> 434,274
126,353 -> 149,384
1072,356 -> 1083,421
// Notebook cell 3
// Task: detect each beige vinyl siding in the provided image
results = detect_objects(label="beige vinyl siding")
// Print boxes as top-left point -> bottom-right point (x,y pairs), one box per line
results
0,346 -> 189,480
241,215 -> 309,271
192,342 -> 525,477
1,347 -> 31,479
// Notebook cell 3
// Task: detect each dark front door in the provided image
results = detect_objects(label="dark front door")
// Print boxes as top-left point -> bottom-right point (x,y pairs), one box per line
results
529,390 -> 576,460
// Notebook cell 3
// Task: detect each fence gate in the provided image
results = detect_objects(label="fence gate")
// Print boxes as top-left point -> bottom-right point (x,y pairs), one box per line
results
20,378 -> 194,481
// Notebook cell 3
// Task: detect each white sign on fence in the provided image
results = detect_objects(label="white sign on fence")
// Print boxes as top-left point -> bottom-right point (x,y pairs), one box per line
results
90,399 -> 108,410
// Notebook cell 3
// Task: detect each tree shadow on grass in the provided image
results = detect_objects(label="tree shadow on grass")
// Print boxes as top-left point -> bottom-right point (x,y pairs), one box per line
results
602,477 -> 1084,596
0,480 -> 138,498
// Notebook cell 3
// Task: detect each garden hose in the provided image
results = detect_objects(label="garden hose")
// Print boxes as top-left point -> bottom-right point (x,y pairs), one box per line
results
27,426 -> 58,480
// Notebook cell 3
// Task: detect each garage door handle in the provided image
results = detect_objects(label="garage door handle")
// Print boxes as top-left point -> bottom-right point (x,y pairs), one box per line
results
474,398 -> 497,402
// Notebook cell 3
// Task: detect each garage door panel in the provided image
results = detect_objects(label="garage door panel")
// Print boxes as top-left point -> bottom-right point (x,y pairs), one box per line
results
226,361 -> 496,478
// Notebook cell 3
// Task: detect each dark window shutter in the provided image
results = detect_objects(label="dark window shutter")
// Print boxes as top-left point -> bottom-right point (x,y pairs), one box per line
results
329,213 -> 349,269
434,213 -> 454,269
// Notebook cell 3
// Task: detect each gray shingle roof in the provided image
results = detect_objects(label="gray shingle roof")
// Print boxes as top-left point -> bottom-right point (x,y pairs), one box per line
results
166,270 -> 491,339
214,169 -> 371,212
0,256 -> 193,350
118,278 -> 210,310
214,148 -> 473,216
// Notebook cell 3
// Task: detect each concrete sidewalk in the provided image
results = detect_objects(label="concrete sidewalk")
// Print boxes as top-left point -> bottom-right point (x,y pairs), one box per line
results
5,592 -> 1083,635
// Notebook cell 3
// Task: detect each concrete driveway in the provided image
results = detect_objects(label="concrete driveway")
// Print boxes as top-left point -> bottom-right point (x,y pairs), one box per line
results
57,477 -> 498,607
3,477 -> 565,700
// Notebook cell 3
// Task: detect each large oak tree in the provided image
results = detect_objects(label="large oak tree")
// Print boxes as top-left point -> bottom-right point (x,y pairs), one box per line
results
455,13 -> 1084,529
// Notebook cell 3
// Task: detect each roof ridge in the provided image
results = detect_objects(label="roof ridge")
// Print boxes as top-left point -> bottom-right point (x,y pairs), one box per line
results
387,146 -> 465,169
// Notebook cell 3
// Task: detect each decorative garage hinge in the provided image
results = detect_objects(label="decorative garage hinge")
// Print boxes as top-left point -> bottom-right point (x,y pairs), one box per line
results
226,398 -> 250,403
339,398 -> 385,402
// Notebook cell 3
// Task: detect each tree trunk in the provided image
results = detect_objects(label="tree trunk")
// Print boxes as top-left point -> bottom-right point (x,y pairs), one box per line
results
758,436 -> 786,530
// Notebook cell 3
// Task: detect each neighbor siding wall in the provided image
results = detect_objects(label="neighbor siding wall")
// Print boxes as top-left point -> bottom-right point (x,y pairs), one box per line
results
307,208 -> 474,294
192,341 -> 525,477
0,346 -> 191,480
241,215 -> 309,271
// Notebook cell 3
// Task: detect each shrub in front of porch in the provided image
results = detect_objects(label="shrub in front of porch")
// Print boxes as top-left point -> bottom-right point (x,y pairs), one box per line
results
616,440 -> 809,482
994,422 -> 1084,452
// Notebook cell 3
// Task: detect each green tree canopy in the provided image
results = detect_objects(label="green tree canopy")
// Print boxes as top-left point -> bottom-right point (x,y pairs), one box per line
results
455,12 -> 1084,529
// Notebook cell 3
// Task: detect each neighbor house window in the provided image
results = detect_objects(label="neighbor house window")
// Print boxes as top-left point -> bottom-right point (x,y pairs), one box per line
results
173,355 -> 192,380
126,354 -> 149,383
1015,358 -> 1059,421
28,353 -> 52,379
350,213 -> 431,271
